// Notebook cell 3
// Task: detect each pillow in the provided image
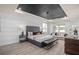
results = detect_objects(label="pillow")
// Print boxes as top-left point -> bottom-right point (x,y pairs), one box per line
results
28,32 -> 33,36
33,32 -> 38,35
39,31 -> 43,34
36,32 -> 41,35
33,32 -> 42,35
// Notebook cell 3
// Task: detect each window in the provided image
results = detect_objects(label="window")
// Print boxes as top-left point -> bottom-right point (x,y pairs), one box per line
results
42,23 -> 47,32
60,30 -> 65,32
55,26 -> 59,32
55,25 -> 65,33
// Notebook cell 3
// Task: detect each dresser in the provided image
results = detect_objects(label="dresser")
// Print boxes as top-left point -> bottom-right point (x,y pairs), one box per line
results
65,38 -> 79,55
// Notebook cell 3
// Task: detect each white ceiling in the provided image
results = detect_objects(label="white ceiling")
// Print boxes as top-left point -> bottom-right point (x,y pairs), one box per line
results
61,4 -> 79,21
0,4 -> 17,13
51,4 -> 79,25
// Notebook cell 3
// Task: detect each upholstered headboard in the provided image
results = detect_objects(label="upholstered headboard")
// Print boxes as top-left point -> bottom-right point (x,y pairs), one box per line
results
26,26 -> 40,37
26,26 -> 40,32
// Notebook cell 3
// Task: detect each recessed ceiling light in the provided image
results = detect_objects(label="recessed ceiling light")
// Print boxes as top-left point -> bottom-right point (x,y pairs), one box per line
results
18,7 -> 21,10
62,16 -> 69,19
15,8 -> 24,14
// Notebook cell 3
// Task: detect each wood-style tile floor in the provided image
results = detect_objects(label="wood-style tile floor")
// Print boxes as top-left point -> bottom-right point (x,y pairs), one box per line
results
0,40 -> 65,55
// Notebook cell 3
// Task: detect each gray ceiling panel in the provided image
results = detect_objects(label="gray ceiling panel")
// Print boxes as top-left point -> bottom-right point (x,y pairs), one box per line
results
17,4 -> 67,19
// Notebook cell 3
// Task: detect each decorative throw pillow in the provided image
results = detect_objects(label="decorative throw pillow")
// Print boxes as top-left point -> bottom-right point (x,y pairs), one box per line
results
28,32 -> 33,36
36,32 -> 41,35
32,32 -> 36,35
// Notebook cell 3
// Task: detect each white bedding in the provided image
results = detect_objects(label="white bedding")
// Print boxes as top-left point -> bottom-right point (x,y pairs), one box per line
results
28,34 -> 54,43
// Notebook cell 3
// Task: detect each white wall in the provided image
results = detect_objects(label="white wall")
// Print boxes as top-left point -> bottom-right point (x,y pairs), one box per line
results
47,22 -> 56,34
61,4 -> 79,35
0,10 -> 47,46
65,20 -> 79,35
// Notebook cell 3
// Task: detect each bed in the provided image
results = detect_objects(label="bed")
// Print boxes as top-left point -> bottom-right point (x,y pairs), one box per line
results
26,26 -> 57,47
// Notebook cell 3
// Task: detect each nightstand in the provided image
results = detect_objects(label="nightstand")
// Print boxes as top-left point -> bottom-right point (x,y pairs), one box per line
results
19,33 -> 26,42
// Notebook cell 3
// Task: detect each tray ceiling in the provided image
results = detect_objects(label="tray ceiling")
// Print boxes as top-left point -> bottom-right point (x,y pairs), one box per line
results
17,4 -> 67,19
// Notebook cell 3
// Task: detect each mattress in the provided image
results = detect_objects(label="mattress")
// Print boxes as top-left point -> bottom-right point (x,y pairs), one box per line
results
28,35 -> 54,43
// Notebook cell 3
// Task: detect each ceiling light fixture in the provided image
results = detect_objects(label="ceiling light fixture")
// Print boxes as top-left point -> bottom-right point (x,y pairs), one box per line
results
46,11 -> 49,14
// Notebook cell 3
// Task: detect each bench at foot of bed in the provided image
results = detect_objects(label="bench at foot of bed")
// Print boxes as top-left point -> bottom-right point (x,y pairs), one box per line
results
27,38 -> 58,48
